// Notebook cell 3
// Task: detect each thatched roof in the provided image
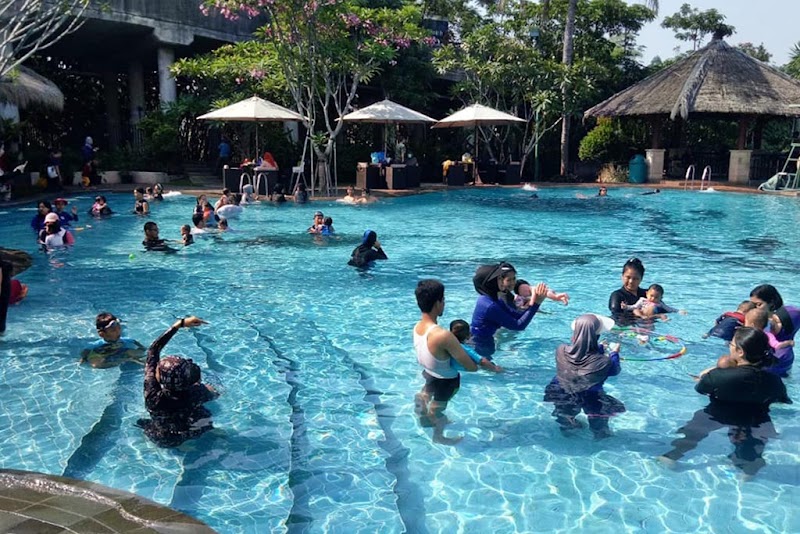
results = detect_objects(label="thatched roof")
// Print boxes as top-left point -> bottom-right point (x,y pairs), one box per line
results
584,38 -> 800,120
0,66 -> 64,111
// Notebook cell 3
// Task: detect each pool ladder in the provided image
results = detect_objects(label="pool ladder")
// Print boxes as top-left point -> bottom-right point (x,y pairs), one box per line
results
684,165 -> 711,191
239,171 -> 268,197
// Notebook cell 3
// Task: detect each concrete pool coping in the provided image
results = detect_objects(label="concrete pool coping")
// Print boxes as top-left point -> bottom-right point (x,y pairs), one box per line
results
2,179 -> 797,210
0,469 -> 215,533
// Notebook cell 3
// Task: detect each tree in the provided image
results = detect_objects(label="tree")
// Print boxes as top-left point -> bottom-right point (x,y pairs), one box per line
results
0,0 -> 89,79
559,0 -> 577,176
736,42 -> 771,63
787,42 -> 800,79
195,0 -> 424,194
557,0 -> 656,176
661,3 -> 734,51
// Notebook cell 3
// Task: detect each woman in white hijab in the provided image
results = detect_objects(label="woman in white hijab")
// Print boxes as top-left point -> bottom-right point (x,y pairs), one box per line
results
544,314 -> 625,439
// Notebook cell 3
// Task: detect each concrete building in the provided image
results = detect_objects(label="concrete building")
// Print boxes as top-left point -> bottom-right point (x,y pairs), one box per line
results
44,0 -> 262,147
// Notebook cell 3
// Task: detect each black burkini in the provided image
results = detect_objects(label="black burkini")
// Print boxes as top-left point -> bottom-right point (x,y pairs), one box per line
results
662,366 -> 791,475
0,260 -> 11,334
137,326 -> 218,447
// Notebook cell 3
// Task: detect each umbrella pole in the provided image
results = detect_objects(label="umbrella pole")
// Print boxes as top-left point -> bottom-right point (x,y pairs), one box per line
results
474,124 -> 482,185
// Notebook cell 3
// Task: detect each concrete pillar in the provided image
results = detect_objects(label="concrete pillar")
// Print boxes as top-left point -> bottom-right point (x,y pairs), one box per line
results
157,47 -> 176,106
645,148 -> 665,182
0,103 -> 19,122
103,70 -> 121,149
729,149 -> 752,184
128,60 -> 145,125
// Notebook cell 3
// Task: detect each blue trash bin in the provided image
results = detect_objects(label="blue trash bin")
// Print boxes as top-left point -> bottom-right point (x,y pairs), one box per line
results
629,154 -> 647,184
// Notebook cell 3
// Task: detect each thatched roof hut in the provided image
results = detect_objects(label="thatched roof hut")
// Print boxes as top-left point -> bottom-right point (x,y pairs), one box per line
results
0,66 -> 64,111
584,37 -> 800,121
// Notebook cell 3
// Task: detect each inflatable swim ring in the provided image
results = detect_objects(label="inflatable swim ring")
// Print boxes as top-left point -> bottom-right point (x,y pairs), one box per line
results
216,204 -> 243,219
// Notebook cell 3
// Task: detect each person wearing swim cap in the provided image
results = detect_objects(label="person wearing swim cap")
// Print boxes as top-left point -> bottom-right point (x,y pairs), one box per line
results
80,312 -> 146,368
470,262 -> 548,359
136,316 -> 219,447
661,327 -> 791,475
749,284 -> 799,377
348,230 -> 387,268
544,314 -> 624,439
308,211 -> 325,234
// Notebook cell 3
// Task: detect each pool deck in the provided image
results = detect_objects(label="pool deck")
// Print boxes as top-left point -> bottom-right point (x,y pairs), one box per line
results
0,469 -> 214,533
3,179 -> 798,209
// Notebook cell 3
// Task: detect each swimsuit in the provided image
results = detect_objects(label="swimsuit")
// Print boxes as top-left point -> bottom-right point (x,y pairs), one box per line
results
414,324 -> 460,402
470,295 -> 540,357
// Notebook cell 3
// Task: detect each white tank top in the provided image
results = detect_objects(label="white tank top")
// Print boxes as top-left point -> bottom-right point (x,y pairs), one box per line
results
414,324 -> 458,379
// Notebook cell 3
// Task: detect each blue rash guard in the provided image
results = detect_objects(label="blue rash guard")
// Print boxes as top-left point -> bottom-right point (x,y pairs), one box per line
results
470,294 -> 541,358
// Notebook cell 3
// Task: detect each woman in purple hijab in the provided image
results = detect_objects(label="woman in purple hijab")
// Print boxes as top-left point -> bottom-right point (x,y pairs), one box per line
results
749,284 -> 799,377
544,314 -> 625,439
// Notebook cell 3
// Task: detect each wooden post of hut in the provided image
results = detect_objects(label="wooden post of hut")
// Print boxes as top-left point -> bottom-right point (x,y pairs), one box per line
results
729,116 -> 753,184
583,37 -> 800,185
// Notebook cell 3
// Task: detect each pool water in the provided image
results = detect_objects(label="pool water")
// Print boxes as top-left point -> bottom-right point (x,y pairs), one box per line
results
1,187 -> 798,533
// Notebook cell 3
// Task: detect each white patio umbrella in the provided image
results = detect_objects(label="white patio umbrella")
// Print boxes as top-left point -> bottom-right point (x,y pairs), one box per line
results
197,96 -> 305,161
342,98 -> 436,156
433,103 -> 525,183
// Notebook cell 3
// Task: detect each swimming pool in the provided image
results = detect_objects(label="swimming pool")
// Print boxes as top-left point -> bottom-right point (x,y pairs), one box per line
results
1,187 -> 798,533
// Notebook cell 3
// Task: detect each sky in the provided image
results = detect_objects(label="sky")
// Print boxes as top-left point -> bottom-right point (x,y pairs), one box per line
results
631,0 -> 799,66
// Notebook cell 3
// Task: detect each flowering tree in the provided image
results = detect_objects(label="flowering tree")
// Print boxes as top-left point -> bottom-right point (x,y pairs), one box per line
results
0,0 -> 89,79
193,0 -> 426,193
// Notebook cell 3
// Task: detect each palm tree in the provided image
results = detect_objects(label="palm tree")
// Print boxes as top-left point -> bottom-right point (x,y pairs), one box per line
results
558,0 -> 658,177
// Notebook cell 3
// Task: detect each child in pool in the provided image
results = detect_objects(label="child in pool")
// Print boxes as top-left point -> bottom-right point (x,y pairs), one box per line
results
745,308 -> 794,352
321,216 -> 335,235
181,225 -> 194,246
449,320 -> 503,373
621,283 -> 682,318
703,300 -> 755,340
513,279 -> 570,310
80,312 -> 146,369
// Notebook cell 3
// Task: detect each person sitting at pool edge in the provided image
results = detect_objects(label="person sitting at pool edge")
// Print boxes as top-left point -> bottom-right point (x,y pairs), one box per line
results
136,316 -> 219,448
348,229 -> 387,268
80,312 -> 146,368
413,279 -> 477,445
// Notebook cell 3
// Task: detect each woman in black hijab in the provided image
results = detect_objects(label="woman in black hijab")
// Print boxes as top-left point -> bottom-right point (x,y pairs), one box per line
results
544,313 -> 625,439
348,229 -> 387,268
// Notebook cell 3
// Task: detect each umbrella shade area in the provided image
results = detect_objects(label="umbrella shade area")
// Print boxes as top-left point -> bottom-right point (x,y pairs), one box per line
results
342,99 -> 436,124
197,96 -> 304,122
432,103 -> 525,128
0,66 -> 64,111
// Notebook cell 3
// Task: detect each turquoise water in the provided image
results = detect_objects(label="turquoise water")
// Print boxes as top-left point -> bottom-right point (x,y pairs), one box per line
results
1,187 -> 798,533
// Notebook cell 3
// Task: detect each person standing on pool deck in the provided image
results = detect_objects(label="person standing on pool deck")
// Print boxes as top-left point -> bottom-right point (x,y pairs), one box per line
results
749,284 -> 800,377
137,316 -> 219,447
608,258 -> 646,322
470,263 -> 548,359
413,279 -> 478,445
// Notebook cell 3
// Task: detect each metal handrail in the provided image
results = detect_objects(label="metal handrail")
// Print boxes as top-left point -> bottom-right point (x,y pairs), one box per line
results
700,166 -> 712,191
683,165 -> 695,190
